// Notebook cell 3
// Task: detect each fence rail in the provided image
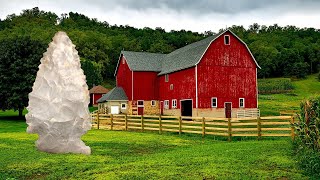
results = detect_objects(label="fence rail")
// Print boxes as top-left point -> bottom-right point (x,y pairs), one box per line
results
91,113 -> 295,141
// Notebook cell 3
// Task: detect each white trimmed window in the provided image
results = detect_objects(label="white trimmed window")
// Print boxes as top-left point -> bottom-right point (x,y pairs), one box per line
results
164,100 -> 169,109
239,98 -> 245,108
211,97 -> 217,108
137,100 -> 144,107
170,84 -> 173,90
121,103 -> 126,109
165,74 -> 169,82
224,35 -> 230,45
151,100 -> 156,107
172,99 -> 177,108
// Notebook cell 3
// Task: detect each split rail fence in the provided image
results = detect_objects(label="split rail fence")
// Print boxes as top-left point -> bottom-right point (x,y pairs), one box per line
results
91,113 -> 295,141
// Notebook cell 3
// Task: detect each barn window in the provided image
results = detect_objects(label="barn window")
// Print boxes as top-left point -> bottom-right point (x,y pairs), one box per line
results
165,74 -> 169,82
122,59 -> 125,64
170,84 -> 174,90
151,100 -> 156,107
164,100 -> 169,109
137,100 -> 144,107
172,99 -> 177,108
121,103 -> 126,109
211,97 -> 217,108
239,98 -> 245,108
224,35 -> 230,45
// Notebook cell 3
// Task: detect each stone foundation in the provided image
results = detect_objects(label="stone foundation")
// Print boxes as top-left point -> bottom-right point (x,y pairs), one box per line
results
128,101 -> 160,115
164,108 -> 258,118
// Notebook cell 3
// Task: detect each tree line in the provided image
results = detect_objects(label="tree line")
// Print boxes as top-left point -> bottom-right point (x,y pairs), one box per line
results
0,7 -> 319,115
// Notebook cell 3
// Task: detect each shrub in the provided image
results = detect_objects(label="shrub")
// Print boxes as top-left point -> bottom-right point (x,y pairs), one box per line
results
293,97 -> 320,177
258,78 -> 294,94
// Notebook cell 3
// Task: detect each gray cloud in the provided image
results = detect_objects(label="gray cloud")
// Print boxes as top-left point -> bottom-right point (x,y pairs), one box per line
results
1,0 -> 320,33
85,0 -> 320,15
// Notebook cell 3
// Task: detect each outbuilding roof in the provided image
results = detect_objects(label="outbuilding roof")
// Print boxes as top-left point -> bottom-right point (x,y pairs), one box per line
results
96,87 -> 128,103
114,29 -> 260,76
89,85 -> 109,94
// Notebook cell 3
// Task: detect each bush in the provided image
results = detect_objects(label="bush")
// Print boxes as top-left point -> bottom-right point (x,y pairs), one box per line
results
293,97 -> 320,177
258,78 -> 294,94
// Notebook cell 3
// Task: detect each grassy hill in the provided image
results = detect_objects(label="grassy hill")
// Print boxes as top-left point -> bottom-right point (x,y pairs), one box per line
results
259,74 -> 320,116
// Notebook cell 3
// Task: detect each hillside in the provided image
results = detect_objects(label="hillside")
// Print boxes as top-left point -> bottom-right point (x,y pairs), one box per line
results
259,74 -> 320,116
0,7 -> 319,83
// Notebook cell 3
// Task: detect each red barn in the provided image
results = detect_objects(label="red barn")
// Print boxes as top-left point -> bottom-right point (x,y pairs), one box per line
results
89,85 -> 109,106
99,30 -> 260,117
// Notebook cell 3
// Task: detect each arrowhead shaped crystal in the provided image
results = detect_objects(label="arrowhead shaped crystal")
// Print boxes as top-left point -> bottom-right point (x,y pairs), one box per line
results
26,31 -> 91,155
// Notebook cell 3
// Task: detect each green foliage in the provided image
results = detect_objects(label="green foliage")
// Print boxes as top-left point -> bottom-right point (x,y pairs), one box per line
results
258,78 -> 294,94
0,36 -> 46,116
318,73 -> 320,81
294,97 -> 320,150
293,97 -> 320,177
80,59 -> 103,89
0,113 -> 308,179
258,74 -> 320,116
2,7 -> 320,82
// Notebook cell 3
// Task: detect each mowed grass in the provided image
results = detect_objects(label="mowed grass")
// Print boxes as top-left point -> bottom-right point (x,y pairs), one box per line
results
1,112 -> 307,179
259,74 -> 320,116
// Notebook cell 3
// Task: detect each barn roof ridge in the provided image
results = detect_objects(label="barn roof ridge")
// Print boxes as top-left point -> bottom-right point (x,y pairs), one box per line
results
114,29 -> 260,76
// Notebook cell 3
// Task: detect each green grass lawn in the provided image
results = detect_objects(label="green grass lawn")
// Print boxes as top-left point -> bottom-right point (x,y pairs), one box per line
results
1,75 -> 318,179
259,74 -> 320,116
0,113 -> 308,179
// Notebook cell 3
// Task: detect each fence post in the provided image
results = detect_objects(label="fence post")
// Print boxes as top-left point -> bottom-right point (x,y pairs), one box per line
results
257,117 -> 261,140
125,114 -> 128,131
228,118 -> 232,142
110,114 -> 113,130
291,116 -> 295,140
179,116 -> 182,135
141,115 -> 144,132
202,117 -> 205,138
97,112 -> 100,130
159,115 -> 162,134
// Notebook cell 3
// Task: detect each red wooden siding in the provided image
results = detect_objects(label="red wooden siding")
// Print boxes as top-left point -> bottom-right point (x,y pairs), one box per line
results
197,31 -> 257,108
133,71 -> 159,100
92,93 -> 103,105
116,56 -> 132,100
158,67 -> 196,109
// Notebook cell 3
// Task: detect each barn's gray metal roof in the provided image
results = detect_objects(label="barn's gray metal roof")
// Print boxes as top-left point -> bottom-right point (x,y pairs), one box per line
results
159,34 -> 219,75
121,51 -> 165,72
114,30 -> 260,76
97,87 -> 128,103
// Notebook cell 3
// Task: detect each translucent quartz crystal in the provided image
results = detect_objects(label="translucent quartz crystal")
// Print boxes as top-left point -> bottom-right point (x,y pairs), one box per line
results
26,31 -> 91,155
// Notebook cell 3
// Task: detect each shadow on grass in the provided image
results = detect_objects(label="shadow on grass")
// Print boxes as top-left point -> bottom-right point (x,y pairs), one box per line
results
0,115 -> 25,121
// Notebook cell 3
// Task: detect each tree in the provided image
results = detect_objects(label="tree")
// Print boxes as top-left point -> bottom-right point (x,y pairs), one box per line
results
80,59 -> 103,89
0,36 -> 46,117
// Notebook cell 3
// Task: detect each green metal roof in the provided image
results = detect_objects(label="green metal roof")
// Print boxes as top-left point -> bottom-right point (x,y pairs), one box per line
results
97,87 -> 128,103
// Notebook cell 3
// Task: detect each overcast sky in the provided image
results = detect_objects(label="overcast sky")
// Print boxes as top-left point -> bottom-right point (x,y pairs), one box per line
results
1,0 -> 320,33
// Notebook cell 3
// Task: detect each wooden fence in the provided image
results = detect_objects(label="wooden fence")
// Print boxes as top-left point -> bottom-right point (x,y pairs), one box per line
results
91,113 -> 295,141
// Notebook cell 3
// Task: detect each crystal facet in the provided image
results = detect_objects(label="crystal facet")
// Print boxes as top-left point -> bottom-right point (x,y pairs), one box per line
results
26,31 -> 91,155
